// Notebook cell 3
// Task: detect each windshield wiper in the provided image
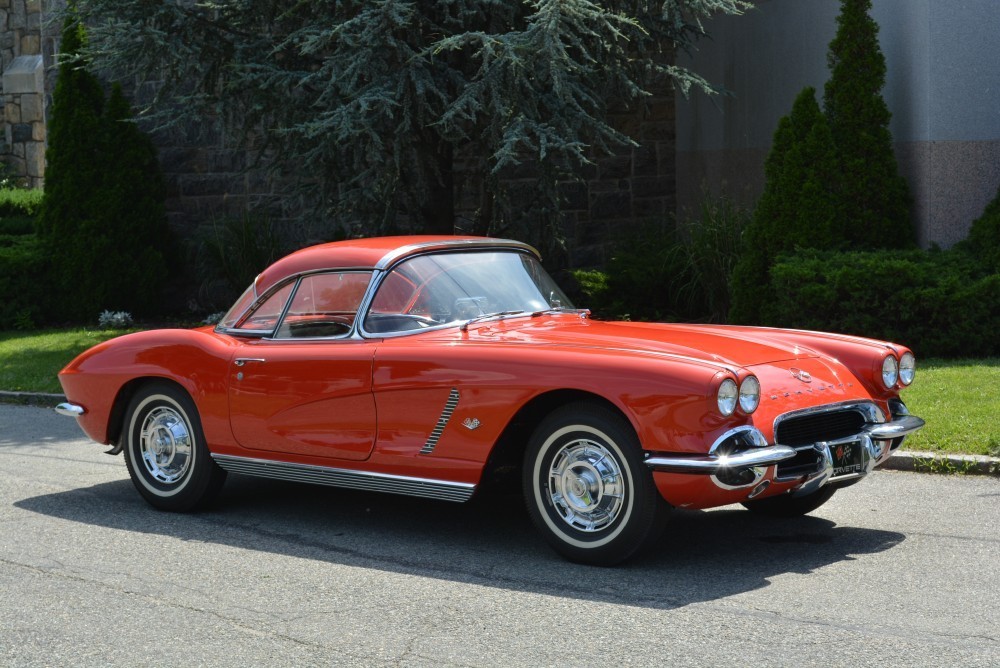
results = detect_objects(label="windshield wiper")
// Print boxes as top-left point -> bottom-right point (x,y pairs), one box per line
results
459,310 -> 525,331
530,307 -> 591,317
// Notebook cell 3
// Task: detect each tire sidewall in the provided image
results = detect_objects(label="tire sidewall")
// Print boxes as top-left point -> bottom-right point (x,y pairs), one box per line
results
123,384 -> 220,511
524,405 -> 661,564
530,423 -> 636,550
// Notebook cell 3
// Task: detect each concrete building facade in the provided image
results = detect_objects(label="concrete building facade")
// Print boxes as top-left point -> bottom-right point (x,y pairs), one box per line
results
676,0 -> 1000,248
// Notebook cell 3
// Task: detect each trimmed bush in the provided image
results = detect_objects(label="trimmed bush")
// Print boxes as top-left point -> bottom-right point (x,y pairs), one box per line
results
0,235 -> 48,328
762,248 -> 999,357
0,188 -> 43,218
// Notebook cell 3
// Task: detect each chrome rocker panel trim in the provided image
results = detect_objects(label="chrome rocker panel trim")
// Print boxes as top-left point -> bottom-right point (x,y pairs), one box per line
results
644,445 -> 797,474
55,402 -> 85,417
211,454 -> 476,503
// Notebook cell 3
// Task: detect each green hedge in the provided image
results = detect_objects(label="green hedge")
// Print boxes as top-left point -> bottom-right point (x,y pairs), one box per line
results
763,248 -> 1000,357
0,234 -> 48,328
0,189 -> 43,236
0,188 -> 43,218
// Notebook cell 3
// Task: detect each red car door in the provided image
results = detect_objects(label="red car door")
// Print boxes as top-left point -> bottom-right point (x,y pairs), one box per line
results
227,339 -> 378,461
227,271 -> 379,461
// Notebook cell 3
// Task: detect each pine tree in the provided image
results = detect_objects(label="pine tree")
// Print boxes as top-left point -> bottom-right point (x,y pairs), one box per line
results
96,84 -> 171,315
824,0 -> 912,247
38,18 -> 171,321
37,17 -> 107,321
729,88 -> 838,323
68,0 -> 751,242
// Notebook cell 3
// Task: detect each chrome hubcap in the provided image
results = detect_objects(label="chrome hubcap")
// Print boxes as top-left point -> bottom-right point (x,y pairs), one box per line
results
139,406 -> 192,484
548,439 -> 625,532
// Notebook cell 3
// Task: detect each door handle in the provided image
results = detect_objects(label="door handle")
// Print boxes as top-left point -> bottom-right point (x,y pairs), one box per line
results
234,358 -> 266,367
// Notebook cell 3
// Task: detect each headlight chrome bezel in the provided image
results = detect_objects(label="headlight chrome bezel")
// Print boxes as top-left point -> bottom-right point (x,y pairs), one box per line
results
717,378 -> 738,416
739,376 -> 761,414
899,352 -> 916,386
881,355 -> 899,389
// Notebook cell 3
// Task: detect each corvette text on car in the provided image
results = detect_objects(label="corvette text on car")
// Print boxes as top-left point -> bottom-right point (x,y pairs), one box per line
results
57,236 -> 924,565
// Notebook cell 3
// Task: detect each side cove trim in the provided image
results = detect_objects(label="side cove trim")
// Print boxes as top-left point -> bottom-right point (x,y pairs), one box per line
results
421,387 -> 460,454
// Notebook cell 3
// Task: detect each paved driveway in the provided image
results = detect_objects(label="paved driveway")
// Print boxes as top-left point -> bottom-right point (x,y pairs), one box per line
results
2,403 -> 998,666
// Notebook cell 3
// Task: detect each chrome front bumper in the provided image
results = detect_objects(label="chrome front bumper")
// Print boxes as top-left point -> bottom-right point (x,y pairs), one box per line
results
645,445 -> 796,474
644,413 -> 925,495
54,402 -> 85,417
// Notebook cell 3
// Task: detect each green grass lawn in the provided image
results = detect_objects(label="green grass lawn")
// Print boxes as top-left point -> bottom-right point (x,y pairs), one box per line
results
0,329 -> 996,456
0,328 -> 132,394
900,358 -> 1000,457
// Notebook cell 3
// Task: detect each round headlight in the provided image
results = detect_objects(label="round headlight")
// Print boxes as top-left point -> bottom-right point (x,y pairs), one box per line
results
881,356 -> 899,389
899,352 -> 915,386
739,376 -> 761,414
717,378 -> 738,416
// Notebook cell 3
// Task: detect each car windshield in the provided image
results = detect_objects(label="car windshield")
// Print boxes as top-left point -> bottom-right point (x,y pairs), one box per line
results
364,250 -> 573,334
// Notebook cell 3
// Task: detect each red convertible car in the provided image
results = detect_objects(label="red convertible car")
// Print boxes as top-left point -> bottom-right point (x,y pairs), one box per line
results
57,236 -> 924,565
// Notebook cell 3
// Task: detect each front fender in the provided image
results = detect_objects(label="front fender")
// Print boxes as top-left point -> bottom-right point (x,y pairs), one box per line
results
58,328 -> 238,446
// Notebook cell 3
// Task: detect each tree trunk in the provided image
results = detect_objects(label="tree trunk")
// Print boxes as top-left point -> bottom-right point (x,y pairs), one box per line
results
418,137 -> 455,235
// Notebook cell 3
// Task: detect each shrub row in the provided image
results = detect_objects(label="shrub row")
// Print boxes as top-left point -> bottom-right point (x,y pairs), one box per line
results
0,234 -> 47,328
762,248 -> 1000,357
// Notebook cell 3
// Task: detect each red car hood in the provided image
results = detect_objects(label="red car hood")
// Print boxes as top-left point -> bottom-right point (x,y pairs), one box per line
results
462,317 -> 821,369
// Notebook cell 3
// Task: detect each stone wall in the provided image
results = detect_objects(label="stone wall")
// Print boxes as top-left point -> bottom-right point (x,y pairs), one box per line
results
454,91 -> 677,268
0,0 -> 51,188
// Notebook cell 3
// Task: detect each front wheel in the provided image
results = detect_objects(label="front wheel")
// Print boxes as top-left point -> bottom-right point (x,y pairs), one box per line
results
522,403 -> 668,566
122,382 -> 226,511
741,486 -> 836,517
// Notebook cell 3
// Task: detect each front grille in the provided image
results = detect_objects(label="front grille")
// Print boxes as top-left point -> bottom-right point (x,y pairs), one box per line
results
776,409 -> 867,446
773,406 -> 870,479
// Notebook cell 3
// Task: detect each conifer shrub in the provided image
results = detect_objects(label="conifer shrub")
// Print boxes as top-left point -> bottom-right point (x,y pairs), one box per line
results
730,87 -> 838,323
731,0 -> 915,324
959,184 -> 1000,273
37,18 -> 171,322
824,0 -> 913,247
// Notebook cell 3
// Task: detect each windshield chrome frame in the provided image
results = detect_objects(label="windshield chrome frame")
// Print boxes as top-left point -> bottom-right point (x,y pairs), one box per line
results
356,247 -> 558,340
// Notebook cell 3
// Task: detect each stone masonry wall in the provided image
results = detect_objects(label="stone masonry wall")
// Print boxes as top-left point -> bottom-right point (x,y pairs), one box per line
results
0,0 -> 49,188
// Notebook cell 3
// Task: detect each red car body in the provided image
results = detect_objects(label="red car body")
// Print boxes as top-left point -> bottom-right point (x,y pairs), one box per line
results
57,236 -> 924,564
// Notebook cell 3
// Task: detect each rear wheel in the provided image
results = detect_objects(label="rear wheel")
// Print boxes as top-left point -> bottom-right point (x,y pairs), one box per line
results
122,382 -> 226,511
741,486 -> 836,517
522,403 -> 668,565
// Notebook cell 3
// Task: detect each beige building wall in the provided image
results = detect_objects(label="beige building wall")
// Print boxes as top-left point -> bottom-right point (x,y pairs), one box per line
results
676,0 -> 1000,248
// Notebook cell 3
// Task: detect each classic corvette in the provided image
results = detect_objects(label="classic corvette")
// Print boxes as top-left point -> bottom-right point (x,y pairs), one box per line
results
56,236 -> 924,565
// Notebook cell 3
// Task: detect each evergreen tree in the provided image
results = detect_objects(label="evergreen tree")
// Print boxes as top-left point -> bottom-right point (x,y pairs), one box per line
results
961,184 -> 1000,273
38,18 -> 170,321
37,17 -> 107,321
730,88 -> 838,323
68,0 -> 750,242
96,84 -> 171,315
824,0 -> 912,247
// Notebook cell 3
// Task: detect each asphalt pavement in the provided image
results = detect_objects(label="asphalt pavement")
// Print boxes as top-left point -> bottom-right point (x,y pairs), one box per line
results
1,403 -> 998,667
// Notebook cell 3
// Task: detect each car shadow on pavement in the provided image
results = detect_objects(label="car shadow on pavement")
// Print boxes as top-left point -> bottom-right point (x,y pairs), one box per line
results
15,473 -> 906,611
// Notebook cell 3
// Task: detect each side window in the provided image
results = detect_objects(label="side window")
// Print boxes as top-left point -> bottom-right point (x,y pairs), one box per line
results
275,272 -> 373,338
235,282 -> 294,332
